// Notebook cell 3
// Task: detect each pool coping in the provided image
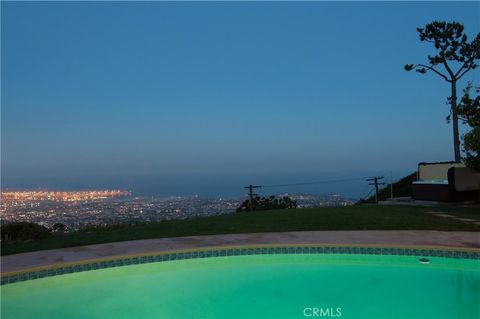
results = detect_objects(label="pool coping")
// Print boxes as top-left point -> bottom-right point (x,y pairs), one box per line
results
2,243 -> 479,285
2,230 -> 480,285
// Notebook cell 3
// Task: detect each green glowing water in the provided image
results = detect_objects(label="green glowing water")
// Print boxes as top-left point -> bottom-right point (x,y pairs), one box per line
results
1,254 -> 479,319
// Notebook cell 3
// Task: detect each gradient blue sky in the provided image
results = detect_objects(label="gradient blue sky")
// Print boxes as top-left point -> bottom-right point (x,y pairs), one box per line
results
2,2 -> 479,197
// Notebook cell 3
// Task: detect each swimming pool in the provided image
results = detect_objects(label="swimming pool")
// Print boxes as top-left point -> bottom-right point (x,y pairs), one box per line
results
1,246 -> 479,319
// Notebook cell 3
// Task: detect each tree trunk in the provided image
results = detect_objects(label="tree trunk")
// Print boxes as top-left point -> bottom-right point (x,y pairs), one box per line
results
451,80 -> 461,162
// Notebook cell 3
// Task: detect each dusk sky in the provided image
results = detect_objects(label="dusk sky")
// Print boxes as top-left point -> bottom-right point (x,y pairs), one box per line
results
2,2 -> 479,197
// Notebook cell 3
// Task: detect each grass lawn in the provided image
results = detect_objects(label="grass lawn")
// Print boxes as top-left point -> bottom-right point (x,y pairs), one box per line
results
428,205 -> 480,219
2,204 -> 479,256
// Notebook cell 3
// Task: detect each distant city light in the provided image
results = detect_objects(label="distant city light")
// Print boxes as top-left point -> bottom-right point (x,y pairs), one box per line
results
1,191 -> 354,231
1,190 -> 131,202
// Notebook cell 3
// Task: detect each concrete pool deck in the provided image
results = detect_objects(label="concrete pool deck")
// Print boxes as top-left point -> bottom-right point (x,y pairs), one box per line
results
2,230 -> 480,274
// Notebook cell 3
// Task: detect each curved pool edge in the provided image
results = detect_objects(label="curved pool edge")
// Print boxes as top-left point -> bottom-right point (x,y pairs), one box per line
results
3,230 -> 480,271
2,243 -> 479,285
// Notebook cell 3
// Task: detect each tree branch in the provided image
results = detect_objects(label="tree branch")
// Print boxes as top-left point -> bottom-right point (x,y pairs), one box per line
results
454,62 -> 468,78
413,64 -> 451,82
441,53 -> 455,79
457,65 -> 473,80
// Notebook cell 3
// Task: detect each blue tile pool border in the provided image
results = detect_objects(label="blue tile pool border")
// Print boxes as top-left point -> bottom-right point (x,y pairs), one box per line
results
2,245 -> 479,285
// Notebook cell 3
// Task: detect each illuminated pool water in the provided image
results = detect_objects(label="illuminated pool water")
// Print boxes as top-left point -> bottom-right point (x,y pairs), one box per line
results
1,254 -> 479,319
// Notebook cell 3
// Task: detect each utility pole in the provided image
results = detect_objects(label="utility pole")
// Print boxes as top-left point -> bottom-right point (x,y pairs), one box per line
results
244,184 -> 261,211
366,176 -> 385,204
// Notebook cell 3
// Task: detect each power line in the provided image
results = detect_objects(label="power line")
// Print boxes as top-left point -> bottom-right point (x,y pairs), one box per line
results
259,177 -> 368,189
244,175 -> 383,207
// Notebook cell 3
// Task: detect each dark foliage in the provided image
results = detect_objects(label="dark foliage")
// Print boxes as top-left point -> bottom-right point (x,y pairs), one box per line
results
0,222 -> 52,242
405,21 -> 480,162
51,222 -> 68,234
405,21 -> 479,78
457,83 -> 480,170
237,195 -> 297,212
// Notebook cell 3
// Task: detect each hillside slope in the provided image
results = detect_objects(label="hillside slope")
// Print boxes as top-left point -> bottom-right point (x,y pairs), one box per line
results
366,172 -> 417,202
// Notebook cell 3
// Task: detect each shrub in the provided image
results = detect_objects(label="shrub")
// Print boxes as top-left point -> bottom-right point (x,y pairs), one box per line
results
1,222 -> 52,242
237,195 -> 297,212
